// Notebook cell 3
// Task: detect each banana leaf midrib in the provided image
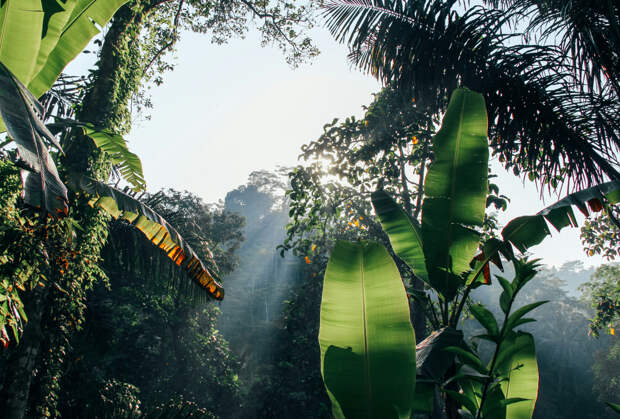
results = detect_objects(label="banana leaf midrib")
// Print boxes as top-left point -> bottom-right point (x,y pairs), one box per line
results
443,90 -> 467,278
360,247 -> 373,416
61,0 -> 98,38
0,2 -> 11,56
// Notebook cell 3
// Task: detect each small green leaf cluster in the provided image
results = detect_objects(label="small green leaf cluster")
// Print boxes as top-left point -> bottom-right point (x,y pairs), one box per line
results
449,259 -> 546,419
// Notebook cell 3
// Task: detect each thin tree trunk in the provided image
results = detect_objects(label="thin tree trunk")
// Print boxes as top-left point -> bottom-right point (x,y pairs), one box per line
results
0,286 -> 49,419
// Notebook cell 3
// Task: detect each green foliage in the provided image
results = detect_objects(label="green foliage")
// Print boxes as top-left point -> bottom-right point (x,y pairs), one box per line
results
282,87 -> 436,260
579,264 -> 620,337
57,189 -> 244,418
581,208 -> 620,260
457,260 -> 543,419
593,341 -> 620,413
0,61 -> 68,215
70,175 -> 225,300
317,89 -> 591,418
319,241 -> 416,419
323,0 -> 620,188
419,88 -> 488,299
473,263 -> 611,419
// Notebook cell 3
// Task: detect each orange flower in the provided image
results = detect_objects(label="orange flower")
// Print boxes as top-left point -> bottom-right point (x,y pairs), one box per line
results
411,136 -> 418,145
611,327 -> 616,336
305,256 -> 311,264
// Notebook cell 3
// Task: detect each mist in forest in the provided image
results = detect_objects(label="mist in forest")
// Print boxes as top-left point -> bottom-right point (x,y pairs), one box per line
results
213,171 -> 619,419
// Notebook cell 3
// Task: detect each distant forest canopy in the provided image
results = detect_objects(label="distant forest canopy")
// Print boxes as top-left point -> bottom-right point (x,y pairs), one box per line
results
0,0 -> 618,418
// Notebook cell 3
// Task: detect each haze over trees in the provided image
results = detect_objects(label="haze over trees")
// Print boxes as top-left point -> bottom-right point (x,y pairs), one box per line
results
0,1 -> 618,418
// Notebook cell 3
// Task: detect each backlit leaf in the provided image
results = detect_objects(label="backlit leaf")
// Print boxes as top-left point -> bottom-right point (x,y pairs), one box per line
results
69,175 -> 224,300
421,88 -> 488,299
319,241 -> 416,419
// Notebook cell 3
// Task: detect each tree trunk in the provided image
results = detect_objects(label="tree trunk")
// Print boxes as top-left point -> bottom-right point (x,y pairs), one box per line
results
2,2 -> 155,416
0,286 -> 49,419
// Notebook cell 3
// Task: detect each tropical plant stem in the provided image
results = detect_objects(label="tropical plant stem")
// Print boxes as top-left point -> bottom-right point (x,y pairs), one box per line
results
475,291 -> 516,419
449,274 -> 480,327
412,137 -> 428,221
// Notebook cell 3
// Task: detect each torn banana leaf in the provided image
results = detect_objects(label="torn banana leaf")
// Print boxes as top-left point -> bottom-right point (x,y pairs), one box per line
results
0,61 -> 68,215
70,175 -> 224,300
502,179 -> 620,253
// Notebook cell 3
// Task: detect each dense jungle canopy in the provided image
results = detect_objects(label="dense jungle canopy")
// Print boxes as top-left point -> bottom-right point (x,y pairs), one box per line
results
0,1 -> 619,418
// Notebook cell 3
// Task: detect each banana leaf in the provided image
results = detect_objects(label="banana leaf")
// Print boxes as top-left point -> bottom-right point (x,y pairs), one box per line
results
0,61 -> 68,215
371,190 -> 428,283
502,179 -> 620,253
69,174 -> 224,300
319,241 -> 416,419
421,88 -> 489,299
82,124 -> 145,192
494,332 -> 539,419
28,0 -> 129,98
0,0 -> 43,84
50,119 -> 146,192
31,1 -> 79,84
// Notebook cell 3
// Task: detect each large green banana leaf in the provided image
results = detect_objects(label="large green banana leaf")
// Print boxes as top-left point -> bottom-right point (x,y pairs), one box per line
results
69,174 -> 224,300
319,241 -> 416,419
421,88 -> 489,299
371,190 -> 428,284
0,0 -> 43,84
494,332 -> 539,419
502,179 -> 620,253
0,0 -> 127,133
31,1 -> 79,87
28,0 -> 129,98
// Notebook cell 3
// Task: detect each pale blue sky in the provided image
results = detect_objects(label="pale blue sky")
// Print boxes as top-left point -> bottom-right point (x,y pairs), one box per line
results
70,23 -> 605,269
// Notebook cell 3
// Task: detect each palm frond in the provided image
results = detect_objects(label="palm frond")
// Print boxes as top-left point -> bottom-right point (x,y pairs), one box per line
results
323,0 -> 620,189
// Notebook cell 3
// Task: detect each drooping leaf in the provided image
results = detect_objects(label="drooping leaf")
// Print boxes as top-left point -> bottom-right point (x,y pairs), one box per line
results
501,215 -> 550,254
502,179 -> 620,253
79,122 -> 145,191
495,332 -> 539,419
469,303 -> 499,339
319,241 -> 416,419
83,124 -> 145,191
69,174 -> 223,300
28,0 -> 129,98
416,327 -> 463,381
443,346 -> 487,375
0,61 -> 68,215
49,119 -> 146,191
421,88 -> 488,299
371,189 -> 428,283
